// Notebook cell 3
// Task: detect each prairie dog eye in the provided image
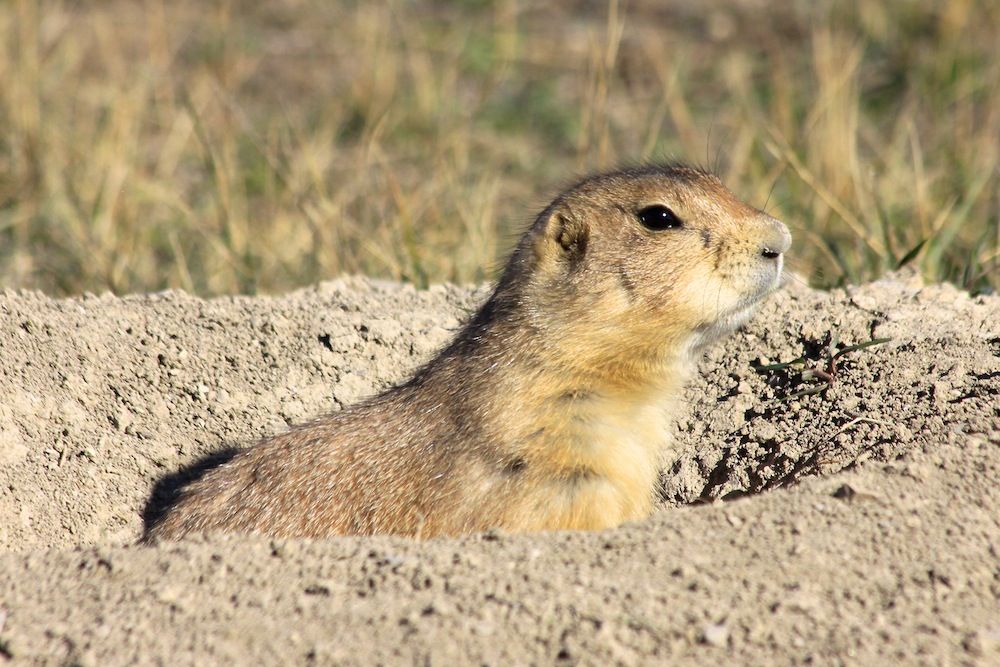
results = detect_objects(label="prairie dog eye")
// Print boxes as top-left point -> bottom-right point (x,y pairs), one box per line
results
637,205 -> 683,231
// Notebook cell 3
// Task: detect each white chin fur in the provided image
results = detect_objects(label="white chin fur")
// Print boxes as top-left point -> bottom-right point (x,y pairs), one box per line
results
687,301 -> 759,351
680,262 -> 782,355
685,272 -> 780,354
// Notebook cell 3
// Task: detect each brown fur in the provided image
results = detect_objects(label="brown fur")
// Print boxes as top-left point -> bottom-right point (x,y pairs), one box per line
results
146,164 -> 791,541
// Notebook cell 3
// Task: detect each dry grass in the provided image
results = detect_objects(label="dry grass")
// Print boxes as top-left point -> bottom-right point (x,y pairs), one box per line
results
1,0 -> 997,295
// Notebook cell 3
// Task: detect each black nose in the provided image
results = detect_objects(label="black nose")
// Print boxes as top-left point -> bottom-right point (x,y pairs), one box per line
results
761,247 -> 781,259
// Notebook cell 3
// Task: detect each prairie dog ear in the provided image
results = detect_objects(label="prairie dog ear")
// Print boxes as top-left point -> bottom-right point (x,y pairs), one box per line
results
538,210 -> 589,265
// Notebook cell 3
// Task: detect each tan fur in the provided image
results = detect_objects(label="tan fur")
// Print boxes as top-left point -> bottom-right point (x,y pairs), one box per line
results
146,164 -> 791,541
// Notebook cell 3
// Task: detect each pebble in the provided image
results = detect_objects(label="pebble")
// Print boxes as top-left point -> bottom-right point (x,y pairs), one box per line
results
702,623 -> 729,647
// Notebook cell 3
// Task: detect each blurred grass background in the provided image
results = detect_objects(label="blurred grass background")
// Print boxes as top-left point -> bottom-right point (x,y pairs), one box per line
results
1,0 -> 997,296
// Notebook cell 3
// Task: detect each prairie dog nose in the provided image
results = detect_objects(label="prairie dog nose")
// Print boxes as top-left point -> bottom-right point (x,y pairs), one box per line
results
760,217 -> 792,259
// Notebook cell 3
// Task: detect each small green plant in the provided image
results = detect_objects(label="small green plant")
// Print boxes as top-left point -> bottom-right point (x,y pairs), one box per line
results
754,334 -> 893,400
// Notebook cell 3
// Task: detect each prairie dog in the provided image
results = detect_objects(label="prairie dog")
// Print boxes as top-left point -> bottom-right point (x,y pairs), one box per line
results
146,164 -> 790,540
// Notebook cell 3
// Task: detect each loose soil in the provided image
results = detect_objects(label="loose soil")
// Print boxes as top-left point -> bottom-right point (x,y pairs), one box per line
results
1,274 -> 998,665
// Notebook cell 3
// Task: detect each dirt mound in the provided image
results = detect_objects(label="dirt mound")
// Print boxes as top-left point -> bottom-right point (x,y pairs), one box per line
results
1,275 -> 997,665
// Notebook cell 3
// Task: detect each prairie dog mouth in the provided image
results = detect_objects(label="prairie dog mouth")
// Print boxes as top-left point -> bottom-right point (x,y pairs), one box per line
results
687,293 -> 767,352
701,261 -> 783,345
744,255 -> 784,303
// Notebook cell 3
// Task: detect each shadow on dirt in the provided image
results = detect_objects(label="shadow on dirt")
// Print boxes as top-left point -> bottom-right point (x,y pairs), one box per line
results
141,447 -> 240,536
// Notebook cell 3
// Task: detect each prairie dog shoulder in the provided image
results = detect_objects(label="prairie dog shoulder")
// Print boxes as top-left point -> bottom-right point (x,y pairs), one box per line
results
147,164 -> 791,541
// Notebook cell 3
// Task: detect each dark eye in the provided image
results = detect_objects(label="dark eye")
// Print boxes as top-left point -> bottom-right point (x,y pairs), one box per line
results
637,205 -> 683,231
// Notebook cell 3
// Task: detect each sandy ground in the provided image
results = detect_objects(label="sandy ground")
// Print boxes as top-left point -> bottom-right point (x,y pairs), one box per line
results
0,274 -> 998,665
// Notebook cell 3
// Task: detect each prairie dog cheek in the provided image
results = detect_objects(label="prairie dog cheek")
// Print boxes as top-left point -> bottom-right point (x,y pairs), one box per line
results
674,265 -> 743,326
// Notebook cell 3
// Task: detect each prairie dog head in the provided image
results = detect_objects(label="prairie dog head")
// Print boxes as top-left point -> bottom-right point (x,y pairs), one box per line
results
503,164 -> 790,368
